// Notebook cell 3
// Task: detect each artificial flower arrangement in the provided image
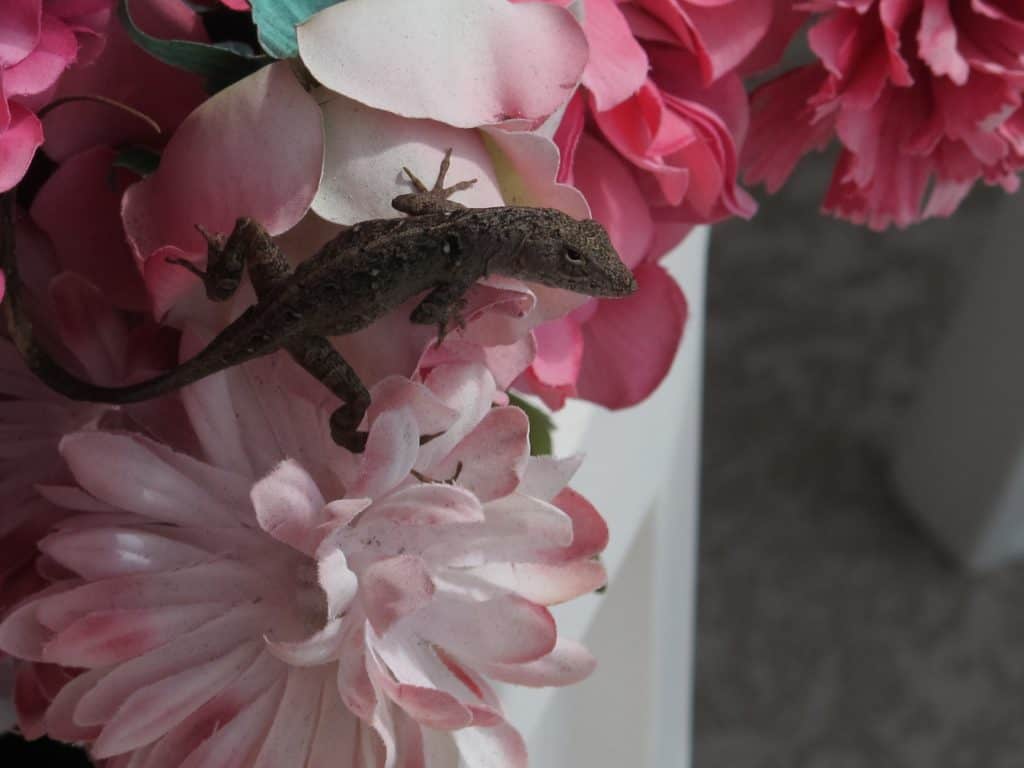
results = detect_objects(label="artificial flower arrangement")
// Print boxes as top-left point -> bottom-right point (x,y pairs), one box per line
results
0,0 -> 1020,765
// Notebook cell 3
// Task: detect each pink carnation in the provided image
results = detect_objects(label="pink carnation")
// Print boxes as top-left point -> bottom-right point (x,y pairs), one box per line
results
744,0 -> 1024,229
0,354 -> 605,765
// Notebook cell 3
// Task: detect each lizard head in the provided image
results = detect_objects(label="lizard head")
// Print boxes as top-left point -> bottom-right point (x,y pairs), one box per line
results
491,210 -> 638,298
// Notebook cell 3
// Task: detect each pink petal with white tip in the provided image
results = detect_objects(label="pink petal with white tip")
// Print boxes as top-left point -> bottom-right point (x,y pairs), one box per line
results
44,667 -> 105,742
298,0 -> 587,128
178,679 -> 283,768
431,406 -> 529,503
43,603 -> 228,668
452,721 -> 528,768
479,637 -> 596,687
518,454 -> 583,501
366,376 -> 458,437
252,460 -> 328,555
250,667 -> 321,768
143,651 -> 282,768
469,560 -> 608,605
60,432 -> 252,527
354,409 -> 421,499
412,593 -> 556,665
266,618 -> 345,668
92,639 -> 264,757
361,555 -> 436,636
306,680 -> 368,768
39,527 -> 209,579
318,548 -> 357,619
75,605 -> 263,726
365,643 -> 474,730
33,561 -> 265,635
548,487 -> 609,560
415,364 -> 496,469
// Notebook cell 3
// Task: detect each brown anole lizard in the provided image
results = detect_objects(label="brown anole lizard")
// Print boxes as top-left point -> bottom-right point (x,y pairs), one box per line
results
1,150 -> 637,451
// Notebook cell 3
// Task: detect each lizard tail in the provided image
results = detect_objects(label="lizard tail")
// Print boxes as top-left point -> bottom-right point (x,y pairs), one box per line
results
0,193 -> 247,404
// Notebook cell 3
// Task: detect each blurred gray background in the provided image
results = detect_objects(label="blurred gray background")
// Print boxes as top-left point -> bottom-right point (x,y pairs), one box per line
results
695,152 -> 1024,767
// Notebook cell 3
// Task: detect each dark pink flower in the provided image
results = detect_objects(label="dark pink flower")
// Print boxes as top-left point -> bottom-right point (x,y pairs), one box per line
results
744,0 -> 1024,229
40,0 -> 207,163
0,0 -> 115,193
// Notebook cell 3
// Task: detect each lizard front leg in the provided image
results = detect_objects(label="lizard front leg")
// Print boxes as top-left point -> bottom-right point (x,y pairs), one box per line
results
392,148 -> 477,216
410,279 -> 475,344
286,336 -> 371,452
168,218 -> 292,302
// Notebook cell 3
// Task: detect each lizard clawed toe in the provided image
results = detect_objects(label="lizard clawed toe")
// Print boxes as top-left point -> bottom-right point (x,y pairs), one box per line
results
166,256 -> 208,280
402,166 -> 429,193
393,149 -> 478,216
429,148 -> 477,199
194,223 -> 226,250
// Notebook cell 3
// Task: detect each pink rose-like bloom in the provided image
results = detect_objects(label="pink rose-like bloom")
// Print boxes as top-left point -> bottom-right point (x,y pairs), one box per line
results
0,356 -> 605,765
521,0 -> 802,409
744,0 -> 1024,230
0,0 -> 115,194
126,2 -> 592,398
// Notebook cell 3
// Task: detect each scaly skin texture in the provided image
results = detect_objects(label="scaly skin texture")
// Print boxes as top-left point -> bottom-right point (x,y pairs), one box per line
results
1,151 -> 637,451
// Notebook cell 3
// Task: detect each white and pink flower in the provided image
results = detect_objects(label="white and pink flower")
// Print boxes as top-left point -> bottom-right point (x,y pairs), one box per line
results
0,355 -> 606,766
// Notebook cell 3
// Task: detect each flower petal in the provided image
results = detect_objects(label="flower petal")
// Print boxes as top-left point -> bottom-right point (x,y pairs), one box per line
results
312,93 -> 503,224
413,593 -> 556,665
122,62 -> 323,316
576,260 -> 688,408
0,0 -> 40,68
60,432 -> 252,527
252,460 -> 328,555
361,555 -> 436,636
433,406 -> 529,503
0,102 -> 43,193
480,637 -> 596,687
31,147 -> 148,310
298,0 -> 588,128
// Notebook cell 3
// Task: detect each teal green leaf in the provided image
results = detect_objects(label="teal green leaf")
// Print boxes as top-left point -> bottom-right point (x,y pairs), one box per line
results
112,146 -> 161,177
508,394 -> 556,457
250,0 -> 338,59
118,0 -> 268,93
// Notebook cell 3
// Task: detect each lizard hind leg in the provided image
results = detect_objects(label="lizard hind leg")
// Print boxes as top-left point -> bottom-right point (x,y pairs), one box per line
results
286,336 -> 372,453
167,218 -> 292,302
392,148 -> 478,216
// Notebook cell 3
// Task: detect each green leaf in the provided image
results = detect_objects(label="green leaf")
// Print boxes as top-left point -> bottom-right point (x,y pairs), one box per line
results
508,393 -> 556,457
112,146 -> 161,177
118,0 -> 269,93
250,0 -> 338,59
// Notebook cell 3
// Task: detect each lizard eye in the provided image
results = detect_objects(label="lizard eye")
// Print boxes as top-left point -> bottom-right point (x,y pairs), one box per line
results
563,247 -> 585,265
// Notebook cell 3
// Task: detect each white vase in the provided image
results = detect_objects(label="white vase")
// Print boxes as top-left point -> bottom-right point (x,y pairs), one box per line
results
498,226 -> 710,768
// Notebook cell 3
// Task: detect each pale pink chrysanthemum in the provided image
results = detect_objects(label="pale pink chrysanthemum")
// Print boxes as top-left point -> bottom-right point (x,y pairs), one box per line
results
0,352 -> 606,766
744,0 -> 1024,230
